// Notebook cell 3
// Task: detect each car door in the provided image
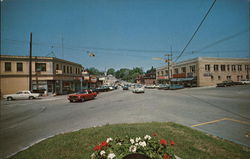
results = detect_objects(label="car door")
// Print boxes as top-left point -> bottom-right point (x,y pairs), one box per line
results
14,92 -> 23,99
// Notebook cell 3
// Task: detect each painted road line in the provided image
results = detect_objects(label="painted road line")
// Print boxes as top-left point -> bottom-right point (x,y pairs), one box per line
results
191,118 -> 250,127
191,118 -> 226,127
224,118 -> 250,125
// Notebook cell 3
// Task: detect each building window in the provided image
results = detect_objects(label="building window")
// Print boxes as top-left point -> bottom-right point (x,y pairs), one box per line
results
237,65 -> 242,71
227,65 -> 230,71
218,76 -> 221,80
161,71 -> 163,75
67,66 -> 69,73
157,72 -> 160,76
165,70 -> 168,75
63,65 -> 66,73
17,63 -> 23,72
70,67 -> 72,74
5,62 -> 11,72
221,65 -> 225,71
205,64 -> 210,71
211,75 -> 214,80
56,64 -> 59,70
245,65 -> 249,71
35,63 -> 46,72
232,65 -> 236,71
227,76 -> 231,80
190,65 -> 195,72
214,65 -> 219,71
181,67 -> 186,73
174,68 -> 179,74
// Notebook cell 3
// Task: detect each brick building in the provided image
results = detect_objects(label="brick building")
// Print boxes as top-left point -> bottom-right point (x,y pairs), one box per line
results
0,55 -> 84,96
156,57 -> 250,87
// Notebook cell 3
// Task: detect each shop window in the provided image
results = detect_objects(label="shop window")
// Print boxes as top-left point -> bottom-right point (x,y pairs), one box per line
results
214,65 -> 219,71
17,62 -> 23,72
5,62 -> 11,72
237,65 -> 242,71
205,64 -> 210,71
232,65 -> 236,71
35,63 -> 46,72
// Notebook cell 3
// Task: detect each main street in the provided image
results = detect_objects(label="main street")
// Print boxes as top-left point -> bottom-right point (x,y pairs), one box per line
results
1,85 -> 250,158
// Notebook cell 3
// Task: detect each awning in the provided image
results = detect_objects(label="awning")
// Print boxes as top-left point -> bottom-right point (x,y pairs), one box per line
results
171,78 -> 194,82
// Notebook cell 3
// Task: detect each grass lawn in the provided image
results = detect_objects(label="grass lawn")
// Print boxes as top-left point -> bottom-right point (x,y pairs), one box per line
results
10,122 -> 249,159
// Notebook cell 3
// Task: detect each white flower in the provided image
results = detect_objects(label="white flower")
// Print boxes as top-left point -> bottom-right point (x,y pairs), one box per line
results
106,137 -> 113,143
117,142 -> 122,145
130,138 -> 135,144
135,137 -> 141,142
100,150 -> 106,156
129,145 -> 137,153
107,153 -> 116,159
91,153 -> 96,159
139,141 -> 147,147
135,143 -> 139,146
144,135 -> 152,140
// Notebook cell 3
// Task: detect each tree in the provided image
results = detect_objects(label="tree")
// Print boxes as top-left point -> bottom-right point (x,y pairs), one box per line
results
87,67 -> 104,76
107,68 -> 115,76
146,66 -> 156,74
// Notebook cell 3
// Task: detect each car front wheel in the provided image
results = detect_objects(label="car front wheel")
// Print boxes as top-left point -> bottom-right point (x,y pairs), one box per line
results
7,97 -> 13,101
29,96 -> 35,100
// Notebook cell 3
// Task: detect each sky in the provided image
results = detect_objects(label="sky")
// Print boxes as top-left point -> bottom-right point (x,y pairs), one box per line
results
1,0 -> 249,71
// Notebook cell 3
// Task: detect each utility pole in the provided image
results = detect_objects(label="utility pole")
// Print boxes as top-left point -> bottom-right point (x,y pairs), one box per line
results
29,32 -> 33,91
165,46 -> 173,85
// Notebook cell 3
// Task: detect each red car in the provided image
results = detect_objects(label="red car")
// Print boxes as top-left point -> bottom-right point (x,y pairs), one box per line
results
68,89 -> 97,102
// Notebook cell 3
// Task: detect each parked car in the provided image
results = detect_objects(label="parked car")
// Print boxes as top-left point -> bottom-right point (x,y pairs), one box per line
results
216,81 -> 233,87
158,84 -> 170,90
169,84 -> 184,90
97,86 -> 110,92
132,86 -> 145,93
145,85 -> 156,89
240,80 -> 250,84
123,86 -> 129,90
3,90 -> 40,101
89,88 -> 99,94
68,89 -> 97,102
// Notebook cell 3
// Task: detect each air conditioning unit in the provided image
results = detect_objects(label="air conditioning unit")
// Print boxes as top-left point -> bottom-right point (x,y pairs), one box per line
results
56,70 -> 62,74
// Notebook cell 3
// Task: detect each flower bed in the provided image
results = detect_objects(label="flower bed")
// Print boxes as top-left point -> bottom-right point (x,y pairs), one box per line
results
90,134 -> 176,159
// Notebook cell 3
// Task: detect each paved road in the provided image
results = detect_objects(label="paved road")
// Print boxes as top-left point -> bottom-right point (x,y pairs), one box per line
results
1,85 -> 250,158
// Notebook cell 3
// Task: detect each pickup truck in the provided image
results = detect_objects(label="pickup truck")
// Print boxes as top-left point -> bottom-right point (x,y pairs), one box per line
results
68,89 -> 97,102
3,90 -> 40,101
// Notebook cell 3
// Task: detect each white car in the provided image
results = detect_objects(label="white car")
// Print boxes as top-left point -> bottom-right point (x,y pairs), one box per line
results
3,90 -> 40,101
132,87 -> 145,93
240,80 -> 250,84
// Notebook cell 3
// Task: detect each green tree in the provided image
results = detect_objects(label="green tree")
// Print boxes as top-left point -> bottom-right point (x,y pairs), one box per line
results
87,67 -> 104,76
107,68 -> 115,76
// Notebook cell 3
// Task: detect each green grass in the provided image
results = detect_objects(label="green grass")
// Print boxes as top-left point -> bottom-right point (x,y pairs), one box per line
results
10,122 -> 249,159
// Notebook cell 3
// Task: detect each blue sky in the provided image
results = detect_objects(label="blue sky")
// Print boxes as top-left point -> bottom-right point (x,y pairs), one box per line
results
1,0 -> 249,71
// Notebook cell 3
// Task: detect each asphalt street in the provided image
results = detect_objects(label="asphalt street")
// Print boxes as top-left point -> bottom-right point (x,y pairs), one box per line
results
0,85 -> 250,158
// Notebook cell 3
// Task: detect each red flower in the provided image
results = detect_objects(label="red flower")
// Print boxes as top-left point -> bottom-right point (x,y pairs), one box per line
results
160,139 -> 167,145
164,154 -> 169,159
170,140 -> 175,146
100,141 -> 108,147
93,145 -> 101,151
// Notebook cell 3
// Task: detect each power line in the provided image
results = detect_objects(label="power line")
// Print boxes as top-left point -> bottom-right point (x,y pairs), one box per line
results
175,0 -> 217,62
191,29 -> 249,54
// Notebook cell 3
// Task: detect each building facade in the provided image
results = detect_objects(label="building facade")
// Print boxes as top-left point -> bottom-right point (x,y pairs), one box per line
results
0,55 -> 83,96
156,57 -> 250,87
136,72 -> 156,85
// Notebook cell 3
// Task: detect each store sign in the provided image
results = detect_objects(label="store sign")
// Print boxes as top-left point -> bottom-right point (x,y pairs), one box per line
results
84,76 -> 90,80
173,73 -> 186,78
91,77 -> 97,83
99,77 -> 105,81
158,76 -> 167,79
56,70 -> 62,74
